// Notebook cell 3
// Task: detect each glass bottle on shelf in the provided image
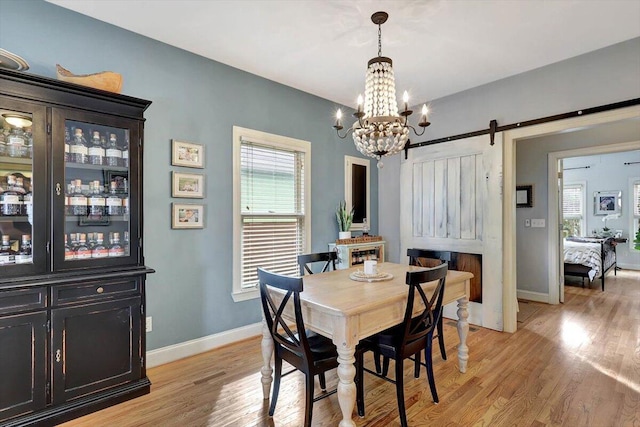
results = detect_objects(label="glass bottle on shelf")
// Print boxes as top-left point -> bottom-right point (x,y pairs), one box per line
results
6,126 -> 26,158
362,218 -> 369,236
105,133 -> 122,167
0,174 -> 23,216
65,234 -> 75,260
123,231 -> 130,256
64,126 -> 71,163
15,234 -> 32,264
24,127 -> 33,159
70,128 -> 88,164
121,137 -> 129,168
69,179 -> 87,216
0,235 -> 15,265
88,130 -> 105,165
91,233 -> 109,258
87,180 -> 105,217
106,180 -> 123,215
74,233 -> 91,259
0,124 -> 8,157
108,232 -> 124,257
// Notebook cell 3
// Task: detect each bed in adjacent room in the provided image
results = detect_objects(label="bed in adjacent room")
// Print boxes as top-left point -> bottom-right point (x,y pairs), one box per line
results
563,236 -> 617,291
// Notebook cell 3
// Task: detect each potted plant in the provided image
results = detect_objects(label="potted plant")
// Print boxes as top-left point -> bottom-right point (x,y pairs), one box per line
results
634,226 -> 640,250
336,201 -> 354,239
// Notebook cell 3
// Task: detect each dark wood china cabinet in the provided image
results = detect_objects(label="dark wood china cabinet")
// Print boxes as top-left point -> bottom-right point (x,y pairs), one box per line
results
0,68 -> 153,426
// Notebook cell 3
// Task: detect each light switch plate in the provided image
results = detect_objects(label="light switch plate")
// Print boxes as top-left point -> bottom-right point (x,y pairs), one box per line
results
531,219 -> 545,228
524,219 -> 531,227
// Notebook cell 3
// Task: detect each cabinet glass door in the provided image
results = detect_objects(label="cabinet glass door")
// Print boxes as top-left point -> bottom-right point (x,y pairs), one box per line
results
0,99 -> 47,276
53,110 -> 139,270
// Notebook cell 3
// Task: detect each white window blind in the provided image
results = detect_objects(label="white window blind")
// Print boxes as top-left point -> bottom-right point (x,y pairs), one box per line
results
563,185 -> 583,218
239,140 -> 306,289
634,182 -> 640,217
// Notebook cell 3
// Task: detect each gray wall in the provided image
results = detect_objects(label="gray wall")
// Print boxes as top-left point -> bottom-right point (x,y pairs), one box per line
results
516,122 -> 640,294
0,0 -> 377,350
380,38 -> 640,262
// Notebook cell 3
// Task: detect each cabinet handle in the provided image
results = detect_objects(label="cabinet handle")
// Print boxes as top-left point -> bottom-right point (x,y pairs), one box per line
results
55,349 -> 61,363
96,287 -> 104,294
55,183 -> 61,196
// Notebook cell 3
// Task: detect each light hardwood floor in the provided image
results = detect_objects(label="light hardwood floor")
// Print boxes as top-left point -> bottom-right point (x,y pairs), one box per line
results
62,269 -> 640,427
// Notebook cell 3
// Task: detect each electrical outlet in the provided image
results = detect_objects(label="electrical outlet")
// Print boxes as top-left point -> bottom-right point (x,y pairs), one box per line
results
146,316 -> 152,333
524,219 -> 531,227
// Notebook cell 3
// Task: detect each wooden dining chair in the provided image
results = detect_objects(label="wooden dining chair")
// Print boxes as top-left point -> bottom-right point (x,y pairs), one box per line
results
407,248 -> 450,362
257,268 -> 339,427
355,263 -> 448,427
297,251 -> 337,276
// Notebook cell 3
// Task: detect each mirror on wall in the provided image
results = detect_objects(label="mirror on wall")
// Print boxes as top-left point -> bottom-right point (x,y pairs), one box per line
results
344,155 -> 370,231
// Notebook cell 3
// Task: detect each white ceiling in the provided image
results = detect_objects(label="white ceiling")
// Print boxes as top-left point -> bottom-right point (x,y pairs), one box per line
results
47,0 -> 640,107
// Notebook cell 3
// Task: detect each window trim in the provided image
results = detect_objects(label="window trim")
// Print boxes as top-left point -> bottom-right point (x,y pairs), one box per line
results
630,177 -> 640,252
563,181 -> 586,237
232,126 -> 311,302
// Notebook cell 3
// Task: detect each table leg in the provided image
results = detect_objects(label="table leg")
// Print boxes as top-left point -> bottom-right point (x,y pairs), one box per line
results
456,296 -> 470,373
260,319 -> 274,400
335,345 -> 357,427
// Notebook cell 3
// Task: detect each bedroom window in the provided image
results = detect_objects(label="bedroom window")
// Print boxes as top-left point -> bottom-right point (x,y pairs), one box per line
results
633,180 -> 640,251
232,126 -> 311,301
563,183 -> 585,237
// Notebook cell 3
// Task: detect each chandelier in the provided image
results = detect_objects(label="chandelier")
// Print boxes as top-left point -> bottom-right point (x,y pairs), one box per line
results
333,11 -> 430,168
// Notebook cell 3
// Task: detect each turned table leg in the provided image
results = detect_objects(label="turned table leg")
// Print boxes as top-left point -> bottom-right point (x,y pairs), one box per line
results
456,296 -> 470,373
260,318 -> 274,399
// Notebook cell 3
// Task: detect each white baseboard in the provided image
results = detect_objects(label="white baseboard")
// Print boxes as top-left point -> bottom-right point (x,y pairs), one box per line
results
517,289 -> 549,303
616,263 -> 640,271
146,322 -> 263,368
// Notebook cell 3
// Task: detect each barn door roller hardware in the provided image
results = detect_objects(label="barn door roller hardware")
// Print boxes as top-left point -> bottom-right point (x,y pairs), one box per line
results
404,98 -> 640,159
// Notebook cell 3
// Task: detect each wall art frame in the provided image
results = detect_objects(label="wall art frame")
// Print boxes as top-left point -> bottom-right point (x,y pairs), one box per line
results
594,190 -> 621,215
171,203 -> 204,229
516,184 -> 534,208
172,171 -> 204,198
172,139 -> 205,168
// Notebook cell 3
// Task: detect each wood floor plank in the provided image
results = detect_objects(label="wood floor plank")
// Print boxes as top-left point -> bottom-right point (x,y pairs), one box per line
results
59,269 -> 640,427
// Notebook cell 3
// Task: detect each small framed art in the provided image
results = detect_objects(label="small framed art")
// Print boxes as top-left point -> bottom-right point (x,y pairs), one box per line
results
172,203 -> 204,229
172,171 -> 204,198
516,185 -> 533,208
594,190 -> 621,215
172,140 -> 204,168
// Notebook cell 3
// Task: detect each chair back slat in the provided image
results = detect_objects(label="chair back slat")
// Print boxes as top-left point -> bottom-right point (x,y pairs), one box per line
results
298,251 -> 337,276
401,262 -> 448,352
258,268 -> 311,358
407,248 -> 452,268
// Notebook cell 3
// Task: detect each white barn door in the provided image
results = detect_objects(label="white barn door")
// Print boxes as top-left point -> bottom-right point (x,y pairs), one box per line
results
400,134 -> 504,330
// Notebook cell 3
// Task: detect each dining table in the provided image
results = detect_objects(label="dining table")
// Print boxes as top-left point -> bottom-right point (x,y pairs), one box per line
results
260,261 -> 473,427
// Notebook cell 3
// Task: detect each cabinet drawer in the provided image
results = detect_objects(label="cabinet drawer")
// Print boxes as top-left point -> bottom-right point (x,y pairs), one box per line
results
53,279 -> 139,306
0,287 -> 47,315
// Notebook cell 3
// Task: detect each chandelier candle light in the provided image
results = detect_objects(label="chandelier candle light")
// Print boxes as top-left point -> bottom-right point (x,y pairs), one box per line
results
333,11 -> 430,168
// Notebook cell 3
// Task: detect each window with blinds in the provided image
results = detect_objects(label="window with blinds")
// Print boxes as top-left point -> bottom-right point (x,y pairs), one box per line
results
634,182 -> 640,217
232,127 -> 311,300
563,184 -> 584,237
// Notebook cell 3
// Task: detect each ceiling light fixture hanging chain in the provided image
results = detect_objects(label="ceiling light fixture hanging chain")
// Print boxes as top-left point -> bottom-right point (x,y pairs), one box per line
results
378,23 -> 382,57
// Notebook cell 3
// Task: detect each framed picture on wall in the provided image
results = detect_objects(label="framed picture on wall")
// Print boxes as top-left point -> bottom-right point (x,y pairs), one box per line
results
171,203 -> 204,229
516,185 -> 533,208
172,172 -> 204,198
172,140 -> 205,168
594,190 -> 621,215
